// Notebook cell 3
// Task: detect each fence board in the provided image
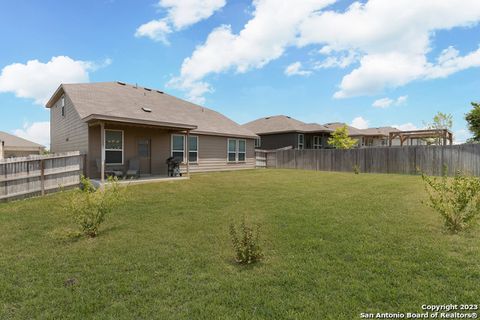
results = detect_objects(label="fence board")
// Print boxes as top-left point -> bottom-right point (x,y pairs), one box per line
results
0,152 -> 82,201
266,144 -> 480,176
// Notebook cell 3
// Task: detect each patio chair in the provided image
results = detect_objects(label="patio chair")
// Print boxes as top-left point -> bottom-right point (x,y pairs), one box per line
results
96,159 -> 121,179
125,158 -> 140,179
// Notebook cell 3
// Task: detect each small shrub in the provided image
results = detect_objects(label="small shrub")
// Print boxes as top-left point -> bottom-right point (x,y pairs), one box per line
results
229,217 -> 263,264
353,164 -> 360,175
65,176 -> 125,237
422,170 -> 480,233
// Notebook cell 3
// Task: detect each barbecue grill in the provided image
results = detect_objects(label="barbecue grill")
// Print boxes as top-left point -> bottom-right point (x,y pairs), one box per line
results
166,157 -> 182,177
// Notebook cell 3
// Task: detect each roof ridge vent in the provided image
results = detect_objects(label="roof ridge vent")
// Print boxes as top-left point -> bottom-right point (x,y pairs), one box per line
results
117,81 -> 126,86
142,107 -> 152,113
144,87 -> 152,92
156,90 -> 164,94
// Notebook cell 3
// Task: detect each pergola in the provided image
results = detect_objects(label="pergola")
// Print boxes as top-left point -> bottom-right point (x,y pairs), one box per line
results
389,129 -> 453,147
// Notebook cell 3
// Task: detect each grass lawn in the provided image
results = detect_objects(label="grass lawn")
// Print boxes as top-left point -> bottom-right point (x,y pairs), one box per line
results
0,169 -> 479,319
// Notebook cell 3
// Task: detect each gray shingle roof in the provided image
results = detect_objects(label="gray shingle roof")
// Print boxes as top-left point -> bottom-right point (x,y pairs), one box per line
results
47,82 -> 257,139
324,123 -> 400,137
243,115 -> 332,135
323,122 -> 365,136
0,131 -> 44,150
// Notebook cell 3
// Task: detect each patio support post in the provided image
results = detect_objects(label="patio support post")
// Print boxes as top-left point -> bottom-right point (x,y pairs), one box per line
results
186,130 -> 190,177
100,121 -> 105,184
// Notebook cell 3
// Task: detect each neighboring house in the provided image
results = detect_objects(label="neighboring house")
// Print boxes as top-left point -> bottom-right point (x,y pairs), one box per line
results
46,82 -> 257,178
243,115 -> 332,150
324,122 -> 366,147
0,131 -> 45,159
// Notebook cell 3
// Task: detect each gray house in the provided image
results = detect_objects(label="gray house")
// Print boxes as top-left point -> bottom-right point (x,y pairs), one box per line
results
0,131 -> 45,159
46,82 -> 257,178
243,115 -> 332,150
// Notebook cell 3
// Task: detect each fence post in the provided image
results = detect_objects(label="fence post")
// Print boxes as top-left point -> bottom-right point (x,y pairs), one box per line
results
40,159 -> 45,196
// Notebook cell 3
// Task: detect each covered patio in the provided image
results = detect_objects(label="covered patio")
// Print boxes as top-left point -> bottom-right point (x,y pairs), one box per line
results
84,114 -> 198,183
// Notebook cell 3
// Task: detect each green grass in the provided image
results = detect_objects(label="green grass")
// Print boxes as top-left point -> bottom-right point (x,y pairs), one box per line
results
0,169 -> 479,319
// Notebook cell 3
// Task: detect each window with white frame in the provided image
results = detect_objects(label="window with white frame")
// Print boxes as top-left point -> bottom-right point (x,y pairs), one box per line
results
228,139 -> 246,162
255,137 -> 261,148
313,136 -> 322,149
172,134 -> 198,163
188,136 -> 198,163
298,134 -> 304,149
172,134 -> 185,162
61,96 -> 65,117
105,130 -> 123,165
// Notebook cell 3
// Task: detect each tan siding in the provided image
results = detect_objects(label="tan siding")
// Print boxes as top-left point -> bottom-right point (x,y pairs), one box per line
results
86,123 -> 255,178
50,94 -> 88,154
184,135 -> 255,173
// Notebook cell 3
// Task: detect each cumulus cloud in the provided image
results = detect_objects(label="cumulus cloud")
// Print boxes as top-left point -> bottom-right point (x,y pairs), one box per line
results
169,0 -> 480,102
298,0 -> 480,98
372,95 -> 408,108
168,0 -> 335,102
284,62 -> 312,76
13,121 -> 50,147
135,0 -> 226,43
0,56 -> 106,105
351,116 -> 369,129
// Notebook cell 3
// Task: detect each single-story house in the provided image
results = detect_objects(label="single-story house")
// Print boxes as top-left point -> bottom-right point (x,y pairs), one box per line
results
46,82 -> 257,179
0,131 -> 45,159
324,123 -> 428,147
242,115 -> 333,150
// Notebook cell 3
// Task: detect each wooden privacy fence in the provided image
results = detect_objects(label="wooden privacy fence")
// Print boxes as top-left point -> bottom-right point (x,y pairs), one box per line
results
264,144 -> 480,176
0,151 -> 83,201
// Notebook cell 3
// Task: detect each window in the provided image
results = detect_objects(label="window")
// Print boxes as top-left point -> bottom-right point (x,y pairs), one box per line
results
238,140 -> 246,161
228,139 -> 246,162
188,136 -> 198,163
61,96 -> 65,117
105,130 -> 123,165
172,134 -> 185,162
171,134 -> 198,163
298,134 -> 304,150
228,139 -> 237,162
255,137 -> 261,148
313,136 -> 322,149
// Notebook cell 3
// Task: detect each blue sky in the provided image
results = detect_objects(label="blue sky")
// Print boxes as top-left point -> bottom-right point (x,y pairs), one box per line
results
1,0 -> 480,147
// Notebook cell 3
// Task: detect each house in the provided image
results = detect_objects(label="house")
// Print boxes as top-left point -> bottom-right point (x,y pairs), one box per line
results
242,115 -> 333,150
325,123 -> 404,147
0,131 -> 45,159
45,82 -> 257,179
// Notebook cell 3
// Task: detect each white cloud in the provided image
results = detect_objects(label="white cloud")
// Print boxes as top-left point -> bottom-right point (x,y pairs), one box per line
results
0,56 -> 103,105
372,97 -> 394,108
426,46 -> 480,79
136,0 -> 226,43
396,95 -> 408,105
169,0 -> 480,102
284,62 -> 312,76
135,19 -> 172,44
13,121 -> 50,148
392,123 -> 419,131
169,0 -> 335,102
298,0 -> 480,98
314,50 -> 357,69
351,116 -> 369,129
372,95 -> 408,108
